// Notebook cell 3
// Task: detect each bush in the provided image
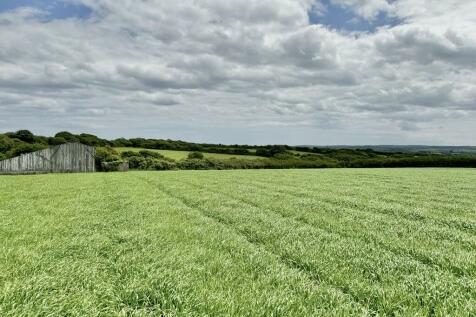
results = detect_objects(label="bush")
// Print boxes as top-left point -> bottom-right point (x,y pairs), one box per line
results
119,150 -> 177,170
139,150 -> 165,159
7,143 -> 47,157
0,135 -> 14,152
54,131 -> 79,143
47,137 -> 67,146
255,146 -> 288,157
13,130 -> 35,143
95,147 -> 121,171
149,159 -> 176,170
179,158 -> 218,170
123,156 -> 144,169
78,133 -> 107,146
188,152 -> 204,159
101,160 -> 127,172
120,151 -> 140,158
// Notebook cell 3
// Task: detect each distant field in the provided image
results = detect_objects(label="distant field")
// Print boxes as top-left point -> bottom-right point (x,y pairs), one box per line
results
1,169 -> 476,315
113,147 -> 262,160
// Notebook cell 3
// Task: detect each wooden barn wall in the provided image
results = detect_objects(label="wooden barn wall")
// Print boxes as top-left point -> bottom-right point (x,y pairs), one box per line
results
0,143 -> 96,174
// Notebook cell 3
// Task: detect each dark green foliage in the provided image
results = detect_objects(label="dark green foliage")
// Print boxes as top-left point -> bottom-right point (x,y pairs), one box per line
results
13,130 -> 35,143
110,138 -> 133,147
1,130 -> 476,169
120,151 -> 140,158
119,150 -> 176,170
138,150 -> 166,159
78,133 -> 107,146
125,156 -> 147,169
7,143 -> 47,157
188,152 -> 204,159
0,135 -> 14,152
256,145 -> 289,157
179,158 -> 219,170
47,137 -> 67,146
146,159 -> 176,170
55,131 -> 79,142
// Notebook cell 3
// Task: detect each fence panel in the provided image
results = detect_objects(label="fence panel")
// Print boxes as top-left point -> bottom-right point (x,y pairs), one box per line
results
0,143 -> 96,174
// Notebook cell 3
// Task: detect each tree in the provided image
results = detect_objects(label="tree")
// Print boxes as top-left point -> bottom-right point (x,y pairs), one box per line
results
14,130 -> 35,143
55,131 -> 78,142
47,137 -> 67,146
78,133 -> 105,146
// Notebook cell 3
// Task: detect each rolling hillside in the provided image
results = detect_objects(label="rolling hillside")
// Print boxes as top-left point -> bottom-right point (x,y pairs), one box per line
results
113,147 -> 262,161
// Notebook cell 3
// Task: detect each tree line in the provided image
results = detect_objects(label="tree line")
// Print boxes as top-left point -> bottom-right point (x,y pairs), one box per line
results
1,130 -> 476,170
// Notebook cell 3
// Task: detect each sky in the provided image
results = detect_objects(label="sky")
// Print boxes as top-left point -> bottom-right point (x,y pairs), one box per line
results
0,0 -> 475,145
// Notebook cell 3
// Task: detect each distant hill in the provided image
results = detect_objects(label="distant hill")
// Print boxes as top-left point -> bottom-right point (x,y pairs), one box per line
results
306,145 -> 476,155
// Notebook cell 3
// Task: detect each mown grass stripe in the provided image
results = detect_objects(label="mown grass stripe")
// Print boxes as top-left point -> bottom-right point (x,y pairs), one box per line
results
175,176 -> 476,279
223,172 -> 476,235
136,174 -> 373,315
179,174 -> 476,276
140,172 -> 474,313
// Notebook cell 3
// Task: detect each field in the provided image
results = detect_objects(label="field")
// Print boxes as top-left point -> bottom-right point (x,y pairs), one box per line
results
1,169 -> 475,316
113,147 -> 261,161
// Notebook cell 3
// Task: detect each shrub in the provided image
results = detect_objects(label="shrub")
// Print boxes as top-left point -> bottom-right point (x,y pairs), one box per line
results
54,131 -> 79,143
126,156 -> 147,169
120,151 -> 140,158
179,158 -> 218,170
7,143 -> 47,157
101,160 -> 127,172
78,133 -> 107,146
13,130 -> 35,143
188,152 -> 204,159
138,150 -> 166,159
0,135 -> 14,153
119,151 -> 176,170
47,137 -> 67,146
95,147 -> 121,171
150,159 -> 176,170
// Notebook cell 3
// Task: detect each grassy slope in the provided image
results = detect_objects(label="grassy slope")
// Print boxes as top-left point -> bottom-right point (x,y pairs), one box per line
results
113,147 -> 262,161
1,169 -> 476,316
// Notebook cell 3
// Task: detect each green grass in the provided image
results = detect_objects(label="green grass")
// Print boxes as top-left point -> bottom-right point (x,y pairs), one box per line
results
113,147 -> 262,161
1,169 -> 476,316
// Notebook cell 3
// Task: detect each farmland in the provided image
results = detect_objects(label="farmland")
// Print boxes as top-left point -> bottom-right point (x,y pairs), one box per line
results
1,169 -> 476,316
113,147 -> 261,161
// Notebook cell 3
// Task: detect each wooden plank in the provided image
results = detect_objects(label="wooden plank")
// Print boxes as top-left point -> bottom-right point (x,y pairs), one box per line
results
0,143 -> 96,174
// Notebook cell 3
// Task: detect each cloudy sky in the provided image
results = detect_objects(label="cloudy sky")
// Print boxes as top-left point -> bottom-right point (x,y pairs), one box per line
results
0,0 -> 475,145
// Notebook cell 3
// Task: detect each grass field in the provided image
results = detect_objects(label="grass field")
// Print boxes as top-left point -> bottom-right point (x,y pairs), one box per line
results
1,169 -> 476,316
113,147 -> 261,161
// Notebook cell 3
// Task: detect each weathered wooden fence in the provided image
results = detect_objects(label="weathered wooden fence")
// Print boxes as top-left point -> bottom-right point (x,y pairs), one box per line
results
0,143 -> 96,174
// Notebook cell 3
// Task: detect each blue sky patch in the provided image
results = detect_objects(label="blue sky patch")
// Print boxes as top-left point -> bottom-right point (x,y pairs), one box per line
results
309,0 -> 402,33
0,0 -> 92,20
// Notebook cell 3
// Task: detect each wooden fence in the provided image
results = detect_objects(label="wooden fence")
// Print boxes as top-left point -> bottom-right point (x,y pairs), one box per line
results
0,143 -> 96,174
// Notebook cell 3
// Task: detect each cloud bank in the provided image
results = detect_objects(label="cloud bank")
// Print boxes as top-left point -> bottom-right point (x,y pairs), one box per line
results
0,0 -> 475,144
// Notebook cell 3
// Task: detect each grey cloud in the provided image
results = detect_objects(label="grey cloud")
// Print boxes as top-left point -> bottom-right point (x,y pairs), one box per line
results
374,26 -> 476,66
130,92 -> 183,106
0,0 -> 475,145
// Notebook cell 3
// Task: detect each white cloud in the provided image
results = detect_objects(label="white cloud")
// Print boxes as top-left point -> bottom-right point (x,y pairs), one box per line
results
0,0 -> 475,144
